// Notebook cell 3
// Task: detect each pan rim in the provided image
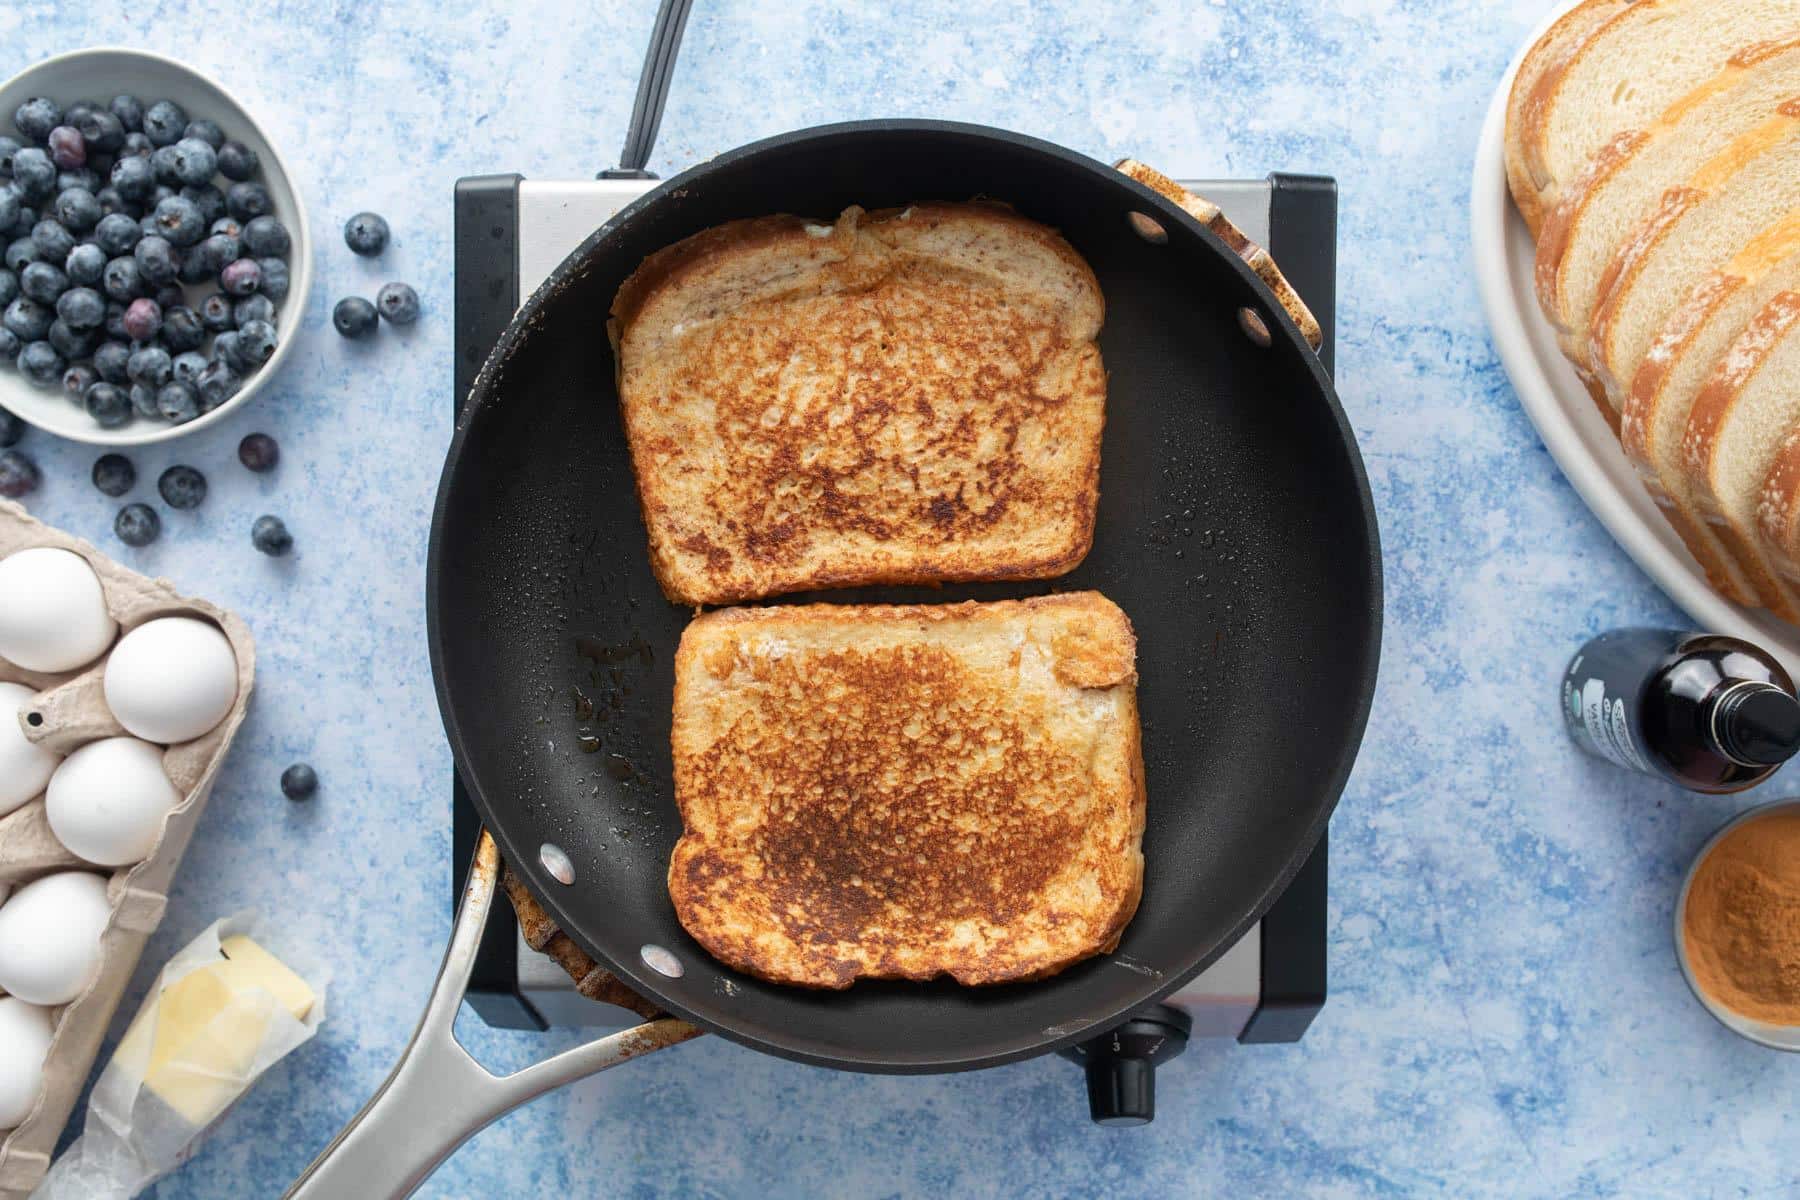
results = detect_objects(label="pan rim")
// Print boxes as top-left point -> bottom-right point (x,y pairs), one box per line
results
428,118 -> 1383,1072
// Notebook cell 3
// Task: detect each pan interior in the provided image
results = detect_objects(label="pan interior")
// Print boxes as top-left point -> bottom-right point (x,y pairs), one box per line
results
431,124 -> 1378,1072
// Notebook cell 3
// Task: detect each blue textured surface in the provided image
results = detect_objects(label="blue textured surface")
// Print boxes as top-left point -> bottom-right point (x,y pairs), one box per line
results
4,1 -> 1797,1196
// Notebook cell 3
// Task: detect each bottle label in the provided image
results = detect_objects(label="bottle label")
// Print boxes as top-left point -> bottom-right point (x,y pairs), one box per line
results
1565,672 -> 1649,773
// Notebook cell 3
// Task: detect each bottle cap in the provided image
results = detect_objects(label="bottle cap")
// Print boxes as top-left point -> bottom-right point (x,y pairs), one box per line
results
1715,683 -> 1800,767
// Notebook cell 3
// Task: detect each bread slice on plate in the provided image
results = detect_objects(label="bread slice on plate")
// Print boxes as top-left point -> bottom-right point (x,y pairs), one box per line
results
1623,219 -> 1800,604
1520,1 -> 1800,223
1757,407 -> 1800,593
1587,118 -> 1800,405
667,593 -> 1144,989
1505,0 -> 1640,236
610,202 -> 1106,607
1682,291 -> 1800,618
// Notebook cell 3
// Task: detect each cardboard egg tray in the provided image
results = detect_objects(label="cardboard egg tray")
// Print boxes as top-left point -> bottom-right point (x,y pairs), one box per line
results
0,499 -> 254,1198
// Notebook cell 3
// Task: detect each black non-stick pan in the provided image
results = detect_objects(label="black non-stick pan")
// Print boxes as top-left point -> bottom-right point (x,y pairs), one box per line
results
286,6 -> 1380,1196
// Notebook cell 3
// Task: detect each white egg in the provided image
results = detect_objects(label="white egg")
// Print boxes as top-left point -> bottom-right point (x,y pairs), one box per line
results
0,872 -> 110,1006
0,996 -> 53,1129
103,617 -> 238,744
0,682 -> 59,817
0,548 -> 118,673
46,737 -> 180,866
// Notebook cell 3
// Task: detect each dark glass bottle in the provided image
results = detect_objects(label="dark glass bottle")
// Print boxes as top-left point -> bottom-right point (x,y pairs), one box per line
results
1562,629 -> 1800,794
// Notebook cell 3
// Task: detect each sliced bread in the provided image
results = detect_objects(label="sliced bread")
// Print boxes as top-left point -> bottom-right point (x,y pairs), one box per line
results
1521,1 -> 1800,220
1757,417 -> 1800,591
1587,120 -> 1800,404
1681,291 -> 1800,618
1622,219 -> 1800,604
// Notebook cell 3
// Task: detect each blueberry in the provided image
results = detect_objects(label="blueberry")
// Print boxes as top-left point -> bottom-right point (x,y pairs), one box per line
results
238,214 -> 287,258
1,240 -> 34,275
210,216 -> 242,240
163,306 -> 203,353
0,407 -> 20,445
279,762 -> 316,800
0,269 -> 15,307
169,138 -> 216,188
0,449 -> 39,498
0,138 -> 20,175
3,298 -> 50,341
255,256 -> 288,303
199,292 -> 234,331
64,242 -> 105,286
122,297 -> 161,341
46,319 -> 96,360
127,344 -> 171,387
60,363 -> 96,405
233,293 -> 273,327
7,207 -> 34,240
153,283 -> 183,311
29,219 -> 73,263
155,463 -> 205,507
344,212 -> 389,257
181,232 -> 235,282
56,287 -> 104,331
109,95 -> 144,133
19,260 -> 65,303
212,330 -> 245,371
92,187 -> 127,217
120,131 -> 153,159
76,115 -> 124,164
171,349 -> 207,382
17,340 -> 62,388
220,258 -> 260,296
102,255 -> 145,301
92,452 -> 134,495
376,282 -> 420,326
62,102 -> 96,129
155,383 -> 200,425
225,181 -> 271,222
13,99 -> 62,143
150,145 -> 182,187
53,188 -> 99,233
105,300 -> 127,342
45,127 -> 84,171
151,195 -> 203,246
332,296 -> 377,338
238,431 -> 279,472
216,140 -> 258,182
9,150 -> 54,203
114,503 -> 159,546
110,155 -> 154,203
84,381 -> 129,428
237,318 -> 277,366
133,235 -> 178,285
251,514 -> 292,556
55,168 -> 99,197
196,359 -> 240,410
128,381 -> 157,418
0,328 -> 17,361
94,212 -> 141,257
143,101 -> 187,147
180,183 -> 225,226
0,189 -> 15,235
93,340 -> 131,383
147,184 -> 176,211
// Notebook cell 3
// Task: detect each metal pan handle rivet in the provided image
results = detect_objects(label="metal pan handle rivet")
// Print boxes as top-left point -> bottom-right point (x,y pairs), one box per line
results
1238,307 -> 1273,349
640,944 -> 684,977
539,842 -> 575,885
1126,211 -> 1168,244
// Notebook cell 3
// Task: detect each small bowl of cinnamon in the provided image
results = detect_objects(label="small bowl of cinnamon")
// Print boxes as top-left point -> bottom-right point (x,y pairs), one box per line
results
1676,799 -> 1800,1050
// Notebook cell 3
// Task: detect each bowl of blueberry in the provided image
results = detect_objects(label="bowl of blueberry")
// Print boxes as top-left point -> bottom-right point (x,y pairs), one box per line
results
0,47 -> 310,444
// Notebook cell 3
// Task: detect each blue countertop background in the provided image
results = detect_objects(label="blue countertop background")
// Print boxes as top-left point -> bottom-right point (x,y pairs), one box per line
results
5,0 -> 1795,1195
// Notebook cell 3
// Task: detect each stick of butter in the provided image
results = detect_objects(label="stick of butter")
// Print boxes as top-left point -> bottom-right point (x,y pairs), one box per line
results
113,934 -> 315,1128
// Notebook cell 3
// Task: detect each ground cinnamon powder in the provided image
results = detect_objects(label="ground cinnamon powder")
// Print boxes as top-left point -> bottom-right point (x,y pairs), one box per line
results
1683,809 -> 1800,1026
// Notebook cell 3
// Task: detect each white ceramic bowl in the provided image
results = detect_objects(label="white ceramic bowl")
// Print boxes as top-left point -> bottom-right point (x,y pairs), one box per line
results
1673,798 -> 1800,1051
0,47 -> 311,445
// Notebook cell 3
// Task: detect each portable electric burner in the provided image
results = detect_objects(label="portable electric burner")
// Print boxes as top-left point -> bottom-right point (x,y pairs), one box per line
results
449,169 -> 1338,1120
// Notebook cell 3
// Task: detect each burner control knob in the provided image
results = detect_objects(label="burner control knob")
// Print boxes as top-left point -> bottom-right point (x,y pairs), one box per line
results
1057,1005 -> 1192,1127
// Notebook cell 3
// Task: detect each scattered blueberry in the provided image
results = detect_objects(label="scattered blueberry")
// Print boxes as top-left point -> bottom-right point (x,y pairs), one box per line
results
376,282 -> 420,326
233,293 -> 273,328
9,150 -> 54,204
0,408 -> 20,445
216,140 -> 258,182
121,297 -> 161,341
3,239 -> 38,274
0,449 -> 40,498
198,292 -> 234,331
225,181 -> 270,222
344,211 -> 389,257
279,763 -> 317,800
84,381 -> 129,428
220,257 -> 260,296
133,235 -> 178,285
91,452 -> 135,496
95,212 -> 142,258
251,514 -> 292,556
128,381 -> 157,418
12,99 -> 61,143
156,382 -> 199,424
56,287 -> 104,331
102,255 -> 145,301
2,298 -> 50,341
16,340 -> 61,388
19,261 -> 65,304
0,269 -> 16,308
180,183 -> 225,226
53,188 -> 99,233
238,431 -> 278,472
332,296 -> 377,338
29,219 -> 73,264
158,463 -> 206,507
110,154 -> 153,202
60,363 -> 96,405
93,340 -> 130,384
171,350 -> 207,382
44,127 -> 84,171
114,502 -> 159,546
142,100 -> 187,147
162,305 -> 203,352
237,318 -> 277,365
64,242 -> 105,286
255,256 -> 288,303
151,195 -> 203,246
196,359 -> 239,410
169,137 -> 217,188
127,344 -> 171,387
241,215 -> 289,258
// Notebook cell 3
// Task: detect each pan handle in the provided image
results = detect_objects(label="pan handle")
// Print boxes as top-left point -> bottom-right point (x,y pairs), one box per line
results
1113,159 -> 1324,353
282,831 -> 703,1200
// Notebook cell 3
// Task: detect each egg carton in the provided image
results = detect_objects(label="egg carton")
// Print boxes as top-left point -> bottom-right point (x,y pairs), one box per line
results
0,499 -> 254,1198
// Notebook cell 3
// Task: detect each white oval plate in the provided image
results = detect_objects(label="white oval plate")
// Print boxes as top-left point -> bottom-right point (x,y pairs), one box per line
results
1470,2 -> 1800,677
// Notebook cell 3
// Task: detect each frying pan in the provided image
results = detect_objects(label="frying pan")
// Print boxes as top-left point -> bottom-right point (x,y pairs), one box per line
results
286,4 -> 1380,1195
